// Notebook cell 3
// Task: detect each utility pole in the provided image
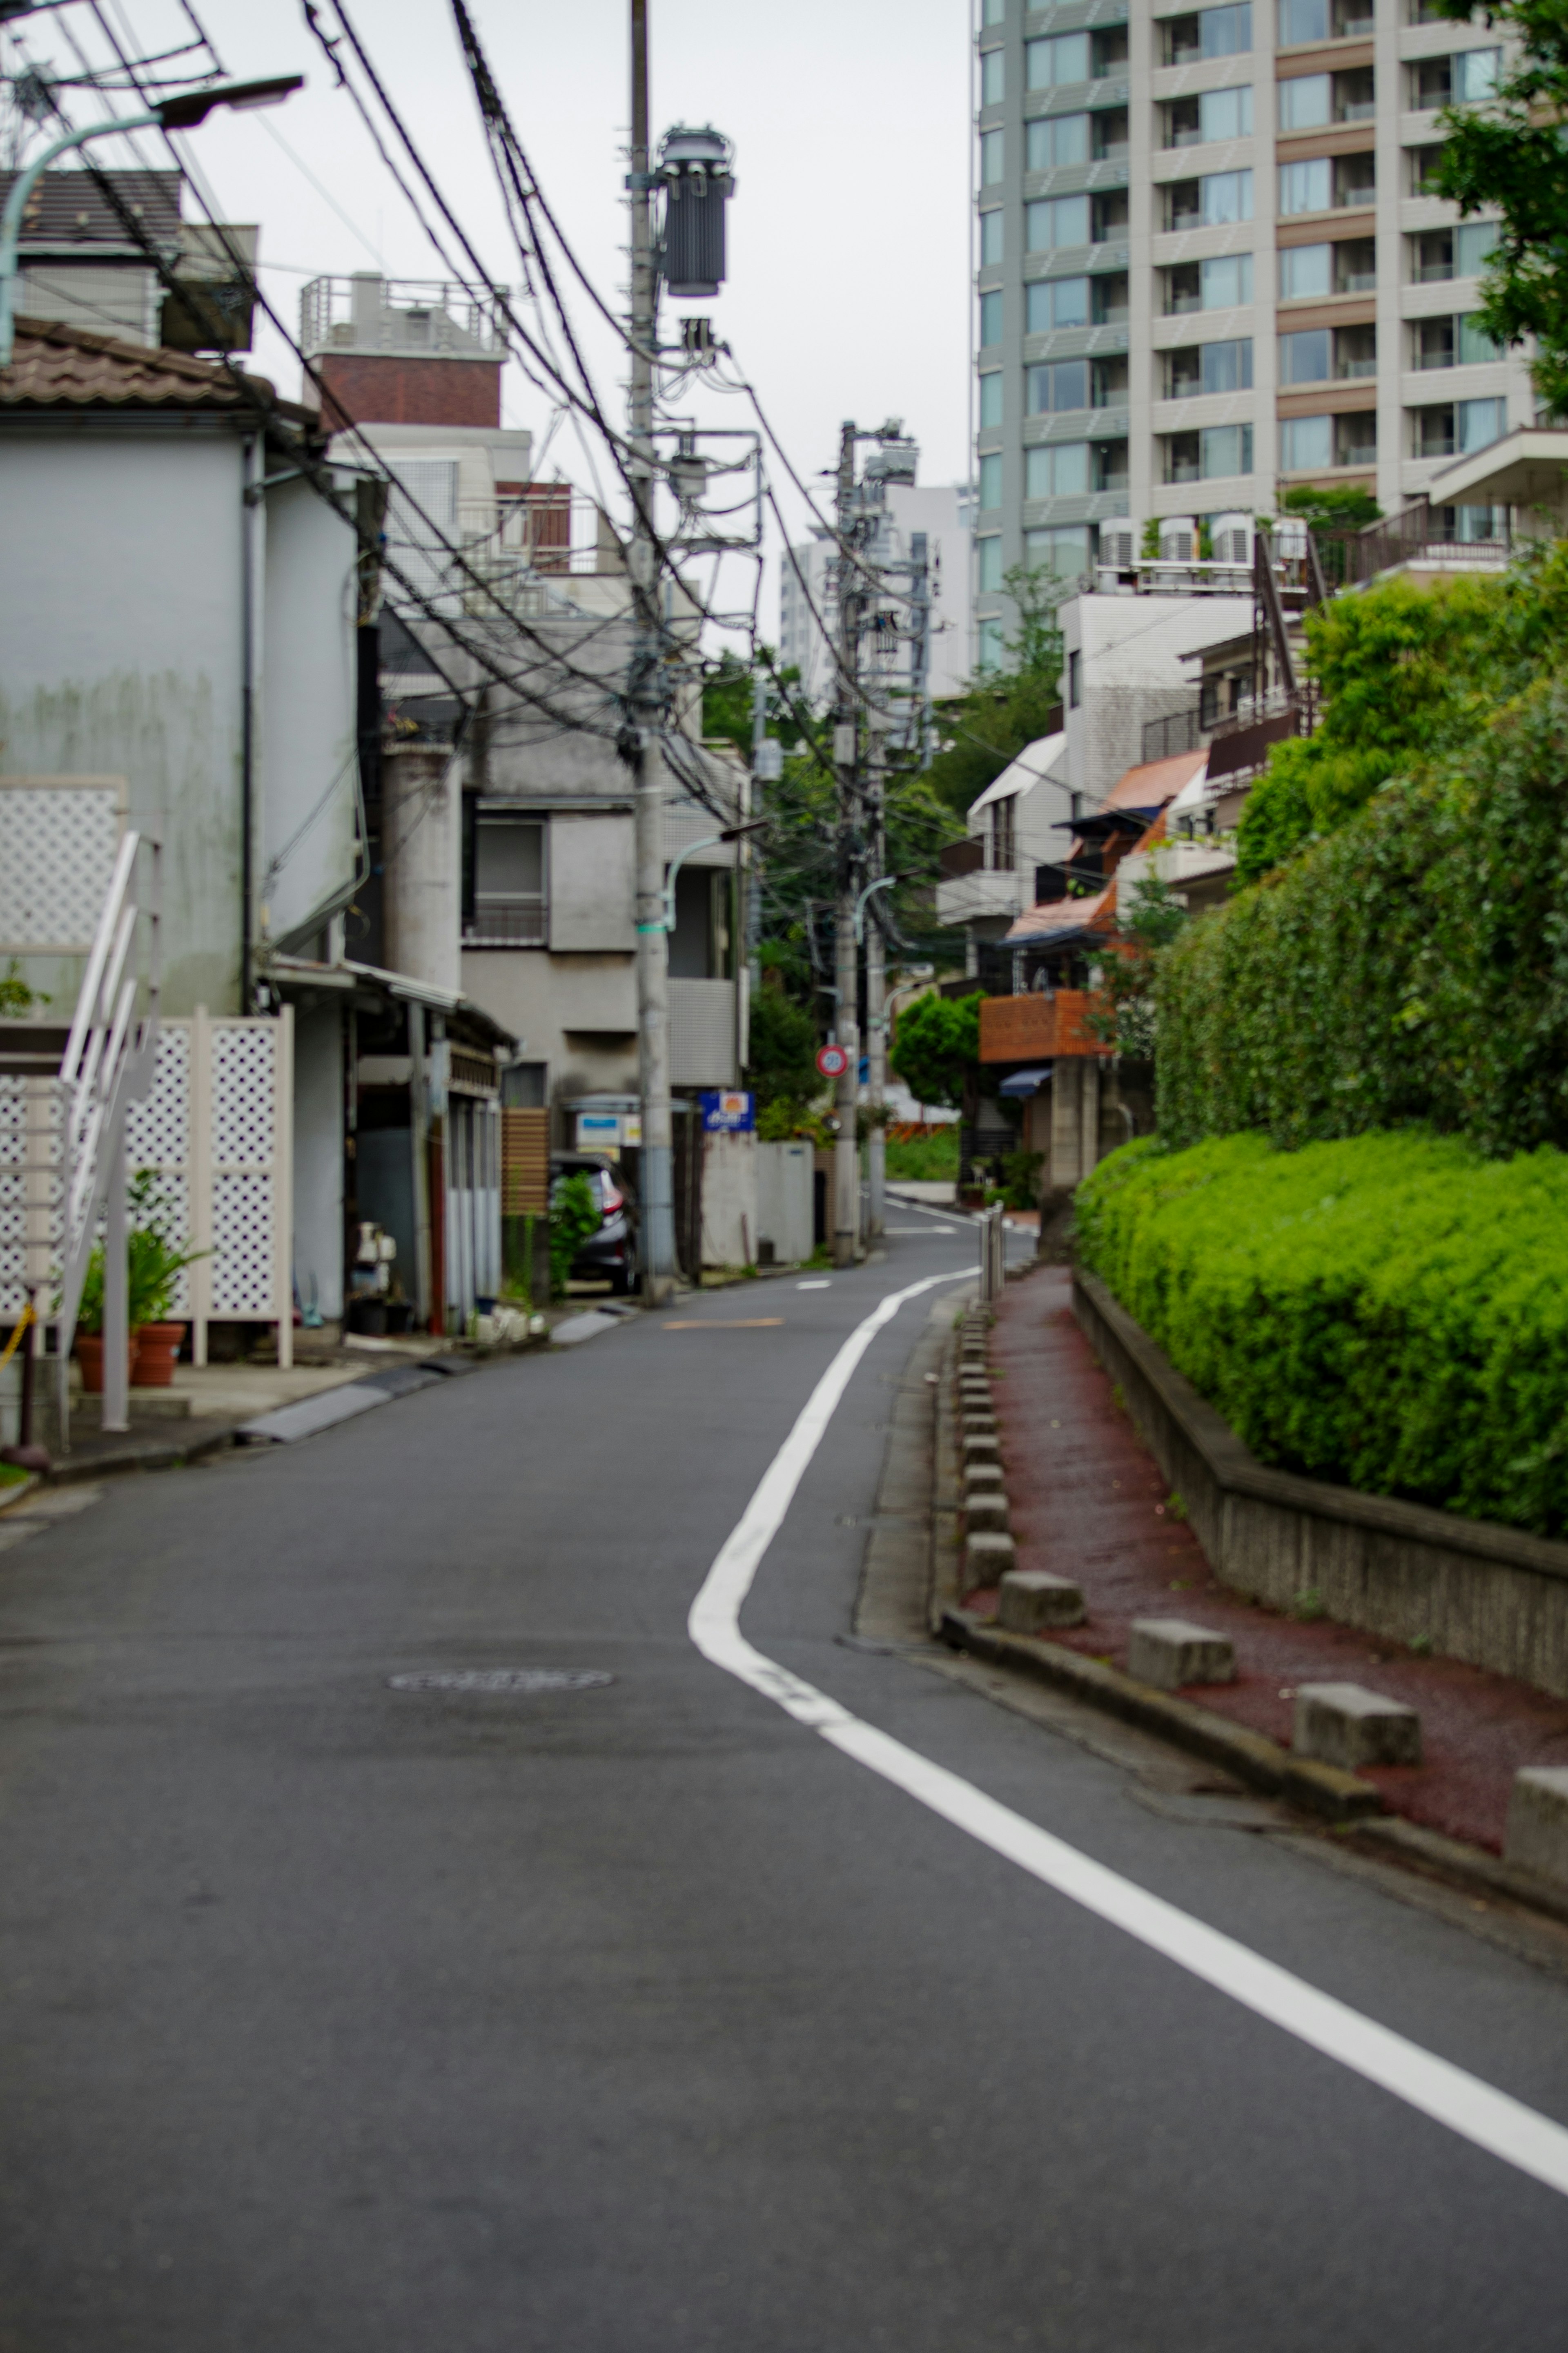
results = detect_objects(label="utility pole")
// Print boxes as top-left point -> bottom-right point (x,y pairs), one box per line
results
626,0 -> 676,1300
831,421 -> 862,1270
863,705 -> 887,1240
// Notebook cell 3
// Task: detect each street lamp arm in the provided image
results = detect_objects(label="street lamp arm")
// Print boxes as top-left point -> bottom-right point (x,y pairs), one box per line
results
853,872 -> 898,945
643,817 -> 768,935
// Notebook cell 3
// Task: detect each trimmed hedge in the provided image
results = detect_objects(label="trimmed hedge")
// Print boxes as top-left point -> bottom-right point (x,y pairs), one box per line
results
1076,1129 -> 1568,1538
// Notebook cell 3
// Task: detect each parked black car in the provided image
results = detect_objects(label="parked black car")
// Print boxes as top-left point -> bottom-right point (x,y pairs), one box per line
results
550,1153 -> 638,1294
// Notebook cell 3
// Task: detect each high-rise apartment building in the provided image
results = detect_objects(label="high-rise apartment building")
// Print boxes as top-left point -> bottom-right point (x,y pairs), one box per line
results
973,0 -> 1534,658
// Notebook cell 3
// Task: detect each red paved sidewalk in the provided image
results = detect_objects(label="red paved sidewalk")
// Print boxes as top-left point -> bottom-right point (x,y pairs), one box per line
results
983,1265 -> 1568,1855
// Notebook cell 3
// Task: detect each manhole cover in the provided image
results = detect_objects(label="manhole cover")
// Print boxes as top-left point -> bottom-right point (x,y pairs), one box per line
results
387,1668 -> 615,1695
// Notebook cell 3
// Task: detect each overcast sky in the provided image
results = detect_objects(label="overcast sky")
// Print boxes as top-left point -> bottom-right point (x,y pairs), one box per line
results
16,0 -> 973,640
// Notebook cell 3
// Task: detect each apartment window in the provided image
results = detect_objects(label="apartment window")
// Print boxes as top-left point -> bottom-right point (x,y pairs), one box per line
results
1161,4 -> 1252,67
1092,354 -> 1129,406
1068,649 -> 1082,707
1165,169 -> 1254,230
1028,112 -> 1089,171
1028,193 -> 1090,250
1164,424 -> 1254,480
1413,221 -> 1499,282
1412,315 -> 1456,370
1460,312 -> 1503,362
1025,524 -> 1094,580
978,451 -> 1003,508
1094,437 -> 1129,491
1280,241 -> 1331,297
1278,73 -> 1330,129
982,0 -> 1005,22
1165,85 -> 1254,145
1410,144 -> 1445,196
1164,251 -> 1255,311
1279,157 -> 1331,215
1028,357 -> 1090,413
980,207 -> 1004,266
1414,48 -> 1501,108
978,618 -> 1005,671
1027,29 -> 1090,86
1026,440 -> 1091,497
1281,413 -> 1333,470
500,1061 -> 546,1107
979,370 -> 1004,427
977,534 -> 1004,591
1279,0 -> 1373,41
1165,336 -> 1255,394
989,796 -> 1017,872
1336,410 -> 1377,465
980,288 -> 1004,347
1335,236 -> 1378,290
1280,326 -> 1331,383
1336,322 -> 1377,375
1094,108 -> 1130,160
468,817 -> 545,946
981,127 -> 1005,185
1431,502 -> 1506,540
1336,152 -> 1376,206
1459,395 -> 1506,449
1027,275 -> 1087,330
1092,270 -> 1130,322
1092,189 -> 1130,240
982,47 -> 1005,104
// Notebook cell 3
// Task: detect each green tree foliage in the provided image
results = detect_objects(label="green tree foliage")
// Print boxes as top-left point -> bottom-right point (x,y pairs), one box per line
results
1276,484 -> 1382,534
1432,0 -> 1568,417
0,959 -> 42,1015
1086,872 -> 1190,1059
548,1172 -> 601,1298
701,647 -> 813,759
1236,544 -> 1568,882
1077,1127 -> 1568,1537
924,563 -> 1066,822
745,983 -> 821,1117
889,989 -> 981,1111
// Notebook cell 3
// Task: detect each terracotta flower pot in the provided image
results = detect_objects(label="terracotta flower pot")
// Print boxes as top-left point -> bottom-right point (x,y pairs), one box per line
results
76,1334 -> 140,1395
133,1321 -> 186,1388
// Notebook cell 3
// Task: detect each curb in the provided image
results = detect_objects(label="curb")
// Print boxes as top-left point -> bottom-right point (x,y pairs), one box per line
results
45,1425 -> 236,1485
0,1472 -> 40,1516
940,1606 -> 1380,1825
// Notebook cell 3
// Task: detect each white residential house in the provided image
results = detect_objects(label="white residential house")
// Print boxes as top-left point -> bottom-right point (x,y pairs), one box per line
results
934,732 -> 1074,973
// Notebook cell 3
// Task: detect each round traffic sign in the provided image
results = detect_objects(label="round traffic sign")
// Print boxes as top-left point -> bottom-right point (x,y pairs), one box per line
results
816,1042 -> 850,1079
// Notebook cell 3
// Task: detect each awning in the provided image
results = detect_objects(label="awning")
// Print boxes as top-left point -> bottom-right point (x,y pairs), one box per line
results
997,1065 -> 1052,1097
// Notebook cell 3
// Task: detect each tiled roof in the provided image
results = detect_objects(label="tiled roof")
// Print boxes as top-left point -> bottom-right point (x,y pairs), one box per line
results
0,168 -> 182,247
0,315 -> 309,422
1005,883 -> 1115,946
1102,747 -> 1207,812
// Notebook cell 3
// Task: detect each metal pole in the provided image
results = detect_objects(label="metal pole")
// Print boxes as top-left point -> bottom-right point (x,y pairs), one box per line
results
628,0 -> 676,1300
832,422 -> 861,1270
864,715 -> 887,1241
101,1122 -> 129,1434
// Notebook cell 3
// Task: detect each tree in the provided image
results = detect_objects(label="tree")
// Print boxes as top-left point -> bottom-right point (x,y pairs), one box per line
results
889,990 -> 981,1111
923,562 -> 1066,823
745,984 -> 820,1114
1086,872 -> 1190,1060
1277,484 -> 1382,534
1432,0 -> 1568,416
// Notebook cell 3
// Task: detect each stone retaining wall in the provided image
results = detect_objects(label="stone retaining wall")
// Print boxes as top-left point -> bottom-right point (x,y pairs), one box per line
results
1073,1267 -> 1568,1702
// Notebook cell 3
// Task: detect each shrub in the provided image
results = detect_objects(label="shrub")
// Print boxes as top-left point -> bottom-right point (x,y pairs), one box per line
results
889,990 -> 980,1111
1077,1128 -> 1568,1538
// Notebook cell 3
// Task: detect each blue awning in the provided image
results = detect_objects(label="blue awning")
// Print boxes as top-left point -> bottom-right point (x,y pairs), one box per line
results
997,1065 -> 1052,1098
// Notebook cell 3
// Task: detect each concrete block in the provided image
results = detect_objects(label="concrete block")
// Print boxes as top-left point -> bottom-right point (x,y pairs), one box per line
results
962,1410 -> 997,1437
998,1570 -> 1085,1633
1505,1768 -> 1568,1885
962,1432 -> 1000,1468
964,1530 -> 1015,1592
1127,1618 -> 1236,1691
1293,1682 -> 1422,1771
965,1461 -> 1004,1495
966,1492 -> 1010,1535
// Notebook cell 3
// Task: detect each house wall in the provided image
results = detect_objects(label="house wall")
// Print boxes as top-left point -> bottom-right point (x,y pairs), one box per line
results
260,475 -> 360,953
291,999 -> 345,1320
1060,593 -> 1252,804
318,354 -> 502,429
0,426 -> 246,1014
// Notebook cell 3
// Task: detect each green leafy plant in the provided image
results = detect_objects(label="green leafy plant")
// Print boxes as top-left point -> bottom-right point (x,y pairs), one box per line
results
998,1147 -> 1043,1210
0,960 -> 44,1015
72,1172 -> 206,1335
1077,1127 -> 1568,1539
889,989 -> 980,1111
884,1126 -> 960,1182
548,1172 -> 602,1299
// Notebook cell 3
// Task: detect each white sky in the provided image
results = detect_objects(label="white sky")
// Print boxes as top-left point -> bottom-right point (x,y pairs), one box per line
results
13,0 -> 973,646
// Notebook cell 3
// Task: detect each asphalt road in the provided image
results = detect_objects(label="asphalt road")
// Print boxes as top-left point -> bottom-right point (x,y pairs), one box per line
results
2,1214 -> 1567,2350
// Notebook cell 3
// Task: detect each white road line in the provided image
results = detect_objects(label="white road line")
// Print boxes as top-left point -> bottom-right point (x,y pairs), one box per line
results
796,1280 -> 832,1290
688,1272 -> 1568,2204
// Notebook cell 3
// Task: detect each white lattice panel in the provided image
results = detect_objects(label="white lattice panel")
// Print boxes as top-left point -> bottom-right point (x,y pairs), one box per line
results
125,1028 -> 189,1171
0,783 -> 124,950
210,1171 -> 275,1313
0,1075 -> 63,1317
212,1027 -> 276,1165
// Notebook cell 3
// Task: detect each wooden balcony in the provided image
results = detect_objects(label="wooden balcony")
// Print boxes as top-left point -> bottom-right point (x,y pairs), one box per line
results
979,990 -> 1107,1063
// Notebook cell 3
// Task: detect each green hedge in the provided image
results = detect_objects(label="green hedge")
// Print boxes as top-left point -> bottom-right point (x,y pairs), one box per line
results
1156,678 -> 1568,1157
1076,1129 -> 1568,1538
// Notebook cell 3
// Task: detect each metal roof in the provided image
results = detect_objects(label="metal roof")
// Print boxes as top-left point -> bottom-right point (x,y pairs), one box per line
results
0,168 -> 182,248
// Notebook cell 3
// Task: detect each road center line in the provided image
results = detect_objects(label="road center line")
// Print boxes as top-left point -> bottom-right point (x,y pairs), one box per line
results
687,1271 -> 1568,2204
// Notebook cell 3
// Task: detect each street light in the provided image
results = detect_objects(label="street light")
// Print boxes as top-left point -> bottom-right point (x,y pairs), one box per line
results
0,76 -> 304,368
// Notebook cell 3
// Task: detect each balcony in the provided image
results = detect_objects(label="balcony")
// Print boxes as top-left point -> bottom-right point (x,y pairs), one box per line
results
935,865 -> 1025,929
979,990 -> 1107,1063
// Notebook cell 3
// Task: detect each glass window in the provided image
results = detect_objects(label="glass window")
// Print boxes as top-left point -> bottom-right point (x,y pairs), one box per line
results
1336,152 -> 1376,205
981,128 -> 1005,185
1027,193 -> 1091,250
1336,410 -> 1376,464
1094,272 -> 1130,322
1028,357 -> 1090,412
982,0 -> 1005,22
1203,169 -> 1253,223
471,819 -> 545,944
1094,108 -> 1130,161
1093,354 -> 1129,406
979,370 -> 1004,427
982,48 -> 1005,105
980,288 -> 1004,347
1025,524 -> 1094,580
1457,221 -> 1499,275
1280,242 -> 1332,297
1280,157 -> 1332,214
1281,414 -> 1334,468
978,452 -> 1003,508
1202,423 -> 1253,476
1278,0 -> 1327,41
1163,4 -> 1253,63
1459,312 -> 1502,363
978,534 -> 1004,590
1203,250 -> 1254,307
978,618 -> 1004,672
1205,85 -> 1253,139
1413,315 -> 1456,370
1281,326 -> 1331,382
1415,404 -> 1456,457
1026,31 -> 1091,87
1279,73 -> 1331,129
1336,322 -> 1377,375
1336,237 -> 1377,290
1025,441 -> 1091,498
1456,48 -> 1501,102
1205,336 -> 1254,390
1027,275 -> 1090,331
1027,113 -> 1090,171
980,207 -> 1004,265
1165,431 -> 1202,482
1336,67 -> 1376,118
1459,395 -> 1505,451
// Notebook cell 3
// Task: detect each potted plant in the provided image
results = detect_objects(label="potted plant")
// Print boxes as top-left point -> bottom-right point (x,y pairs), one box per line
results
71,1247 -> 138,1394
125,1172 -> 206,1387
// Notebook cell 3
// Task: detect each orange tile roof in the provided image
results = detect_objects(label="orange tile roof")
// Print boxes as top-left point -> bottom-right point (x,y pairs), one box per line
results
1102,747 -> 1207,811
0,315 -> 312,423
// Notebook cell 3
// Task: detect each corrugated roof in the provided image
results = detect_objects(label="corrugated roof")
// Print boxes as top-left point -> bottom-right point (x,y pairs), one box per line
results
1102,747 -> 1208,812
968,730 -> 1067,819
1005,883 -> 1114,945
0,315 -> 308,422
0,169 -> 182,247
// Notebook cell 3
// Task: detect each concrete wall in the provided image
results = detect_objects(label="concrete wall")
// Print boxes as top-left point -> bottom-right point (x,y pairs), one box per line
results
701,1129 -> 757,1268
291,1000 -> 345,1320
260,475 -> 360,952
755,1140 -> 813,1265
1060,593 -> 1252,804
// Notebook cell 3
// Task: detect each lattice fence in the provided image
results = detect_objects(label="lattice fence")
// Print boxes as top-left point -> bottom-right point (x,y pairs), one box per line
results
0,776 -> 126,952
